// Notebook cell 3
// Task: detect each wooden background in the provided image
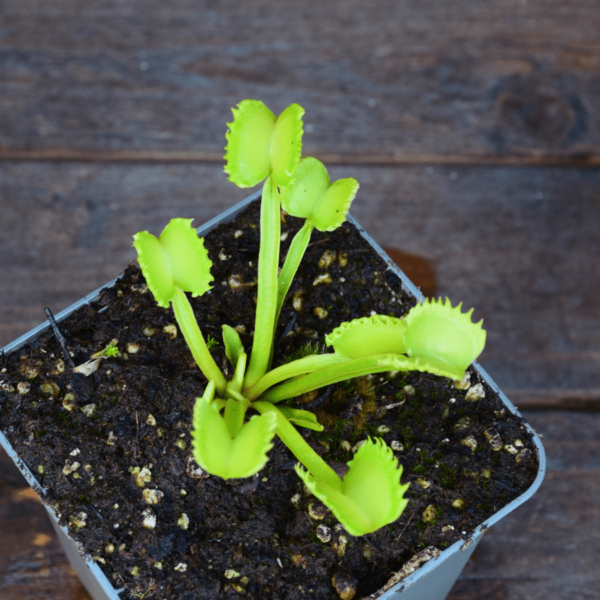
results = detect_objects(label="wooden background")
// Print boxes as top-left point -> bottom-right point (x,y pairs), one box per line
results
1,1 -> 599,598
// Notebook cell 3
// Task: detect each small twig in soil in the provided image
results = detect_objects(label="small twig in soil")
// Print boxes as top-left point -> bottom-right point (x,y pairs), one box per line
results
383,401 -> 406,410
305,384 -> 334,409
134,412 -> 140,459
44,307 -> 75,368
307,236 -> 330,248
396,510 -> 417,543
277,312 -> 297,344
89,505 -> 104,521
112,536 -> 123,564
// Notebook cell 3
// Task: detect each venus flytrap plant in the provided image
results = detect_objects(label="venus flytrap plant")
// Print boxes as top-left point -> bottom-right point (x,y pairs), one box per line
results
132,99 -> 487,536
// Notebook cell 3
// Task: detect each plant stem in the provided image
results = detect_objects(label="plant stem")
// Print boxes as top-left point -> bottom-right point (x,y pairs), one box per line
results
172,287 -> 227,396
230,352 -> 247,393
254,401 -> 341,488
224,397 -> 249,438
262,354 -> 410,403
244,176 -> 281,389
276,220 -> 314,322
244,353 -> 348,400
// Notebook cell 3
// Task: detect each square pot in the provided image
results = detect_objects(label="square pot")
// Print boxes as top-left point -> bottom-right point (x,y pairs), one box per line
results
0,190 -> 546,600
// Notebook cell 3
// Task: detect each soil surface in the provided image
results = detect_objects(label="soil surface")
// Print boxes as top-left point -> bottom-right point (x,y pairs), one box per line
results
0,200 -> 539,600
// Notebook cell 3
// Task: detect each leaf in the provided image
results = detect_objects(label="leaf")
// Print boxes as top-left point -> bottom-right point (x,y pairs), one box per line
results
271,103 -> 305,189
133,218 -> 213,308
311,177 -> 359,232
381,354 -> 467,382
279,157 -> 359,231
278,407 -> 324,432
132,231 -> 174,308
191,396 -> 277,479
222,325 -> 245,367
159,218 -> 214,298
224,100 -> 304,189
295,438 -> 409,536
403,298 -> 486,379
280,157 -> 330,218
224,100 -> 276,188
325,315 -> 407,358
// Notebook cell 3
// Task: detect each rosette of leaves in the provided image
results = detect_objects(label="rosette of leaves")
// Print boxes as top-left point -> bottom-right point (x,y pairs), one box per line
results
131,99 -> 488,538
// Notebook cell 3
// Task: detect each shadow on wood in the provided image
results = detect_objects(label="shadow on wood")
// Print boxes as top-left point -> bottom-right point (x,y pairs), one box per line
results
383,247 -> 437,298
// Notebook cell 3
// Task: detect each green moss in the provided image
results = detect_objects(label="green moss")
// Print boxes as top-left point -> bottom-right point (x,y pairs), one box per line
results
284,342 -> 321,364
439,464 -> 458,489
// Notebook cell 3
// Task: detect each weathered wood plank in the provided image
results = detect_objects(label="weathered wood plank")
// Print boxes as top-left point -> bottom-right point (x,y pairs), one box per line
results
0,476 -> 92,600
1,162 -> 598,407
1,0 -> 600,161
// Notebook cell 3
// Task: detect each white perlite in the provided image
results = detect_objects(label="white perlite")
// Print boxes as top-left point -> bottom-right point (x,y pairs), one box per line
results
132,467 -> 152,488
318,250 -> 337,269
63,460 -> 80,475
316,525 -> 331,543
69,511 -> 88,531
352,440 -> 366,453
81,403 -> 97,417
454,372 -> 471,390
175,563 -> 188,572
465,383 -> 485,402
142,489 -> 164,505
187,457 -> 210,479
163,324 -> 177,338
142,509 -> 156,529
312,272 -> 332,286
17,382 -> 30,394
177,513 -> 190,530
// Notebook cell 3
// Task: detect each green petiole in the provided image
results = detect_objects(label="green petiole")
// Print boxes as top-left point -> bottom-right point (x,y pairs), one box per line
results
275,220 -> 314,323
253,401 -> 340,488
261,354 -> 412,403
172,287 -> 227,396
244,352 -> 348,401
244,176 -> 281,389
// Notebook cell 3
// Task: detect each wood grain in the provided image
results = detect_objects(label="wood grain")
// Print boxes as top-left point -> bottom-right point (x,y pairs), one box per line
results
0,450 -> 91,600
1,0 -> 600,162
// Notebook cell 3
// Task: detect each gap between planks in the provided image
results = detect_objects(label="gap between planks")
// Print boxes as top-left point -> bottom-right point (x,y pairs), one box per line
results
505,389 -> 600,412
1,149 -> 600,168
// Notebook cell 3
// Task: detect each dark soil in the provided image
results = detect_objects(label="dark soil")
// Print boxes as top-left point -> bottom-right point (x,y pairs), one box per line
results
0,200 -> 539,600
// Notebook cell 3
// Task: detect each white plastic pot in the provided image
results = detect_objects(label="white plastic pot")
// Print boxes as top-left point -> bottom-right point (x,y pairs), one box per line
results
0,190 -> 546,600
